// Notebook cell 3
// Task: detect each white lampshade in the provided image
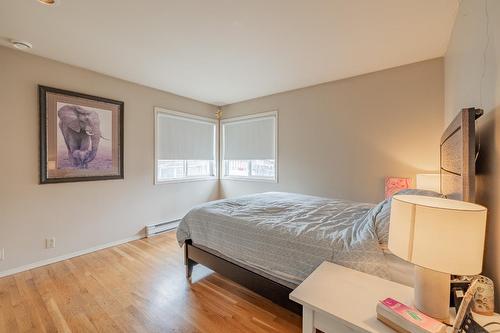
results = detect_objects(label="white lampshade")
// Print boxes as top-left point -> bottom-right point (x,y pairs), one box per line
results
416,174 -> 440,193
388,195 -> 487,275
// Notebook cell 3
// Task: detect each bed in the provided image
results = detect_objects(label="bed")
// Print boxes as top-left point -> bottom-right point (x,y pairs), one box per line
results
177,107 -> 483,314
440,107 -> 483,202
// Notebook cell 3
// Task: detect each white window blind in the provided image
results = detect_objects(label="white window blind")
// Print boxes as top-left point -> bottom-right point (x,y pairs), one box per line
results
223,115 -> 276,160
157,112 -> 215,161
222,111 -> 277,181
155,108 -> 217,183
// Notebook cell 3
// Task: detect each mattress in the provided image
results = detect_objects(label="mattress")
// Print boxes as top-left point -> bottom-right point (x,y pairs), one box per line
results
177,192 -> 391,286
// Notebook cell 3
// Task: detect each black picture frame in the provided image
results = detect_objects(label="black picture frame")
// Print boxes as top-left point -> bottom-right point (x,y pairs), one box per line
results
39,85 -> 124,184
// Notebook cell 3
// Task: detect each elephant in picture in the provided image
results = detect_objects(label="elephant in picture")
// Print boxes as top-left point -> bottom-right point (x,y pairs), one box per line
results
58,105 -> 101,169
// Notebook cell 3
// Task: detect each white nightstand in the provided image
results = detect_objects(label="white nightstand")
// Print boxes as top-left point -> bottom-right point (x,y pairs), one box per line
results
290,262 -> 500,333
290,262 -> 414,333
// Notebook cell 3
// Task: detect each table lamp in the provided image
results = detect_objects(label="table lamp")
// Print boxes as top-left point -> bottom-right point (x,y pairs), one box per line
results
388,195 -> 487,321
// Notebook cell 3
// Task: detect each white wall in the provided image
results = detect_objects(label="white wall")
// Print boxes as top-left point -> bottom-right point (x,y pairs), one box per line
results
0,46 -> 219,275
444,0 -> 500,307
221,59 -> 444,203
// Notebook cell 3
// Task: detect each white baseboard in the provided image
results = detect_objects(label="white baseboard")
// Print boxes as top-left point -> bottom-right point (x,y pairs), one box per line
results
0,234 -> 144,279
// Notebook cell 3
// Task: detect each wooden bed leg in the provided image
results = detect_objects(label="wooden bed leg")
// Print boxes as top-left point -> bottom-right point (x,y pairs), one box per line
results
184,240 -> 195,279
186,260 -> 194,279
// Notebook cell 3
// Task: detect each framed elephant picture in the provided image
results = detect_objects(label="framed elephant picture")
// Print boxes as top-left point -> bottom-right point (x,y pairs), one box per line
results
39,86 -> 124,183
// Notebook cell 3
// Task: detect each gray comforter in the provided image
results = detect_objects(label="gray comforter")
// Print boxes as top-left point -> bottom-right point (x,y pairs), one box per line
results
177,192 -> 392,286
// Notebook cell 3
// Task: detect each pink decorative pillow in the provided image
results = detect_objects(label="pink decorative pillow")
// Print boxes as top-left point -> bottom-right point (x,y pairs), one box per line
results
385,177 -> 412,199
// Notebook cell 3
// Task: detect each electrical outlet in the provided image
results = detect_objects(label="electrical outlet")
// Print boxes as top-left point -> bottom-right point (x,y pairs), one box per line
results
46,238 -> 56,249
0,248 -> 4,261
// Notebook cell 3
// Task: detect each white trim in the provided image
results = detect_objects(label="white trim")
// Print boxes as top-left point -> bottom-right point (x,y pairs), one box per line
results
155,176 -> 217,185
220,110 -> 278,123
154,107 -> 218,184
221,175 -> 278,183
221,110 -> 278,182
155,107 -> 217,124
0,234 -> 144,278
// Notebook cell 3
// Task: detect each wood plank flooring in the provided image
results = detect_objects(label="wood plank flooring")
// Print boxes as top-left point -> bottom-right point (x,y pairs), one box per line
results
0,231 -> 301,333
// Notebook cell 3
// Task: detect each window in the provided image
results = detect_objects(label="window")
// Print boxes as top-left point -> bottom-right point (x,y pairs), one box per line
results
155,108 -> 217,183
221,111 -> 277,181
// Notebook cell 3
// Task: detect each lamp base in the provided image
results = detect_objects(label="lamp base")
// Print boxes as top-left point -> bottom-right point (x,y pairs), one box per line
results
414,266 -> 450,321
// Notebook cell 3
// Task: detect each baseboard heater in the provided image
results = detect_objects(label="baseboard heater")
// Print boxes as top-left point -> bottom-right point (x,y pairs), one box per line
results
146,219 -> 181,238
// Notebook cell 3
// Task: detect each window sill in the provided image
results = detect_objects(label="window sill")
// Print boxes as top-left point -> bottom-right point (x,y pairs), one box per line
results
155,176 -> 217,185
221,176 -> 278,183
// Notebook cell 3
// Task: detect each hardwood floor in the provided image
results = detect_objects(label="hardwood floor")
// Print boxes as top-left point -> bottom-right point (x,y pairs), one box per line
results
0,231 -> 301,333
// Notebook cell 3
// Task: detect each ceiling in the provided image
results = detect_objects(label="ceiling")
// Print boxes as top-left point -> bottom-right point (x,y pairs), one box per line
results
0,0 -> 458,105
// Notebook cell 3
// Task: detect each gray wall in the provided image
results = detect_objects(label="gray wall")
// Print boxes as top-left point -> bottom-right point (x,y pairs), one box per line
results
0,46 -> 219,274
0,47 -> 446,277
221,59 -> 444,203
444,0 -> 500,307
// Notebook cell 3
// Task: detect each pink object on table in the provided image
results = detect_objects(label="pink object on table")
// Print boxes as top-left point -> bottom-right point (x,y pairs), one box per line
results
379,298 -> 445,333
385,177 -> 412,198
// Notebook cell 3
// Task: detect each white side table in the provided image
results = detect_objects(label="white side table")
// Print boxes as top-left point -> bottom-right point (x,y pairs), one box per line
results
290,262 -> 414,333
290,262 -> 500,333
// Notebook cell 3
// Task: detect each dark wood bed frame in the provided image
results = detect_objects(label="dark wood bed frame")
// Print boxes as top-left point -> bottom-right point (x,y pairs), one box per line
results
184,240 -> 301,314
183,107 -> 483,316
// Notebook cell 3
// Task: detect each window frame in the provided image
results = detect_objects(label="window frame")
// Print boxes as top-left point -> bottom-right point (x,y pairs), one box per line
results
154,107 -> 218,184
221,110 -> 278,183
